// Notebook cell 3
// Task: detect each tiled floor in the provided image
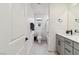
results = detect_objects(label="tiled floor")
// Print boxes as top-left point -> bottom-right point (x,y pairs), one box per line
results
29,40 -> 56,55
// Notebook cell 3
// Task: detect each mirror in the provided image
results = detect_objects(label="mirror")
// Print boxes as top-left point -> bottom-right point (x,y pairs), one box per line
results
67,3 -> 79,33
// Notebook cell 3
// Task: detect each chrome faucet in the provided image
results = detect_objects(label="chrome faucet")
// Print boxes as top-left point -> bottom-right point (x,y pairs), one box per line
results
66,30 -> 73,35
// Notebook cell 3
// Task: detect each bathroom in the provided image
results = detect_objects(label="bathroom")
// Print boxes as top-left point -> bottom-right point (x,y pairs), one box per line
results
0,3 -> 79,55
31,4 -> 48,42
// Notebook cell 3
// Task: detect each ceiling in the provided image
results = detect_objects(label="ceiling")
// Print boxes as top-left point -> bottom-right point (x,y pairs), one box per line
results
31,3 -> 49,18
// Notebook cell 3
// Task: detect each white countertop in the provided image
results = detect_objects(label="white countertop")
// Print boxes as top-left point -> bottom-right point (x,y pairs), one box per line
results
57,33 -> 79,43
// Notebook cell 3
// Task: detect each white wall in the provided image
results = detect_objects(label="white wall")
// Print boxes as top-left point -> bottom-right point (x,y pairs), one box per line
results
48,4 -> 68,51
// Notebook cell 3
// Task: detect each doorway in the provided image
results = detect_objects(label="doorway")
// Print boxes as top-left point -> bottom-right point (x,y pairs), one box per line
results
29,3 -> 51,54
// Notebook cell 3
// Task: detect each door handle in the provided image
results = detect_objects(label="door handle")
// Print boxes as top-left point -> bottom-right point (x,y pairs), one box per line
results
25,37 -> 28,41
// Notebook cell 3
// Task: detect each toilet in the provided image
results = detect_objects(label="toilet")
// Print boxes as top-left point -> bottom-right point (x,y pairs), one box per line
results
37,28 -> 42,44
35,21 -> 42,44
37,35 -> 42,44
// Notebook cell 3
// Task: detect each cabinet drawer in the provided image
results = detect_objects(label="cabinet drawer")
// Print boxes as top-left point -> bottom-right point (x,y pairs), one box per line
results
64,44 -> 73,55
56,34 -> 64,41
74,49 -> 79,55
60,46 -> 64,55
64,38 -> 73,46
74,42 -> 79,50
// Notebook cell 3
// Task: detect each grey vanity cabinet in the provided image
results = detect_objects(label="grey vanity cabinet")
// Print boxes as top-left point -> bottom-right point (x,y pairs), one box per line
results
56,36 -> 60,54
56,39 -> 64,55
56,34 -> 79,55
64,38 -> 74,55
74,42 -> 79,55
56,34 -> 64,55
56,34 -> 74,55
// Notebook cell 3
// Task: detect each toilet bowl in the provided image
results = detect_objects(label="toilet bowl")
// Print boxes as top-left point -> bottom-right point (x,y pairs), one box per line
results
37,35 -> 42,44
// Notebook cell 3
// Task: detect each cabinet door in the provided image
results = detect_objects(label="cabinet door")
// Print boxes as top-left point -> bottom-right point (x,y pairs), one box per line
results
74,49 -> 79,55
0,4 -> 11,54
60,41 -> 64,55
74,41 -> 79,50
11,3 -> 25,41
56,37 -> 64,55
56,36 -> 61,54
64,44 -> 73,55
56,45 -> 61,54
64,38 -> 73,47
